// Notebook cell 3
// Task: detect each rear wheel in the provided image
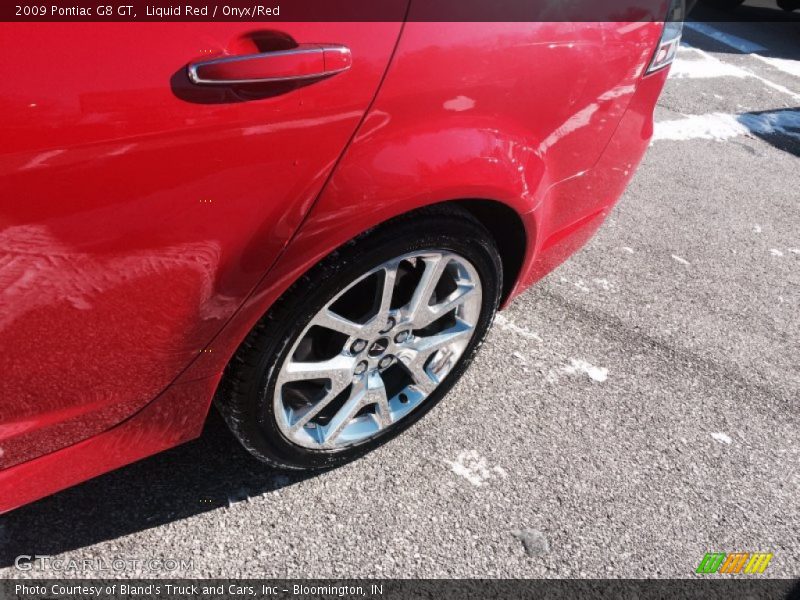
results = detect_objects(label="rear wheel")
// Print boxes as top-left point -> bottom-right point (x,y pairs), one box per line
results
215,206 -> 503,469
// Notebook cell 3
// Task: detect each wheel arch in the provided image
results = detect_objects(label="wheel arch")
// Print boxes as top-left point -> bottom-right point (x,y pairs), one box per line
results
453,199 -> 527,304
178,196 -> 533,386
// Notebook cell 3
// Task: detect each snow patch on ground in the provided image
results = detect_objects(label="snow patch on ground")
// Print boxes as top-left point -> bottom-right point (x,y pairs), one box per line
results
740,110 -> 800,139
753,54 -> 800,79
592,278 -> 613,291
514,529 -> 550,557
655,113 -> 748,142
573,280 -> 592,293
677,43 -> 800,100
511,351 -> 527,364
770,249 -> 784,257
563,277 -> 615,293
654,109 -> 800,144
670,47 -> 747,80
562,358 -> 608,383
494,313 -> 543,342
711,432 -> 733,445
446,451 -> 508,487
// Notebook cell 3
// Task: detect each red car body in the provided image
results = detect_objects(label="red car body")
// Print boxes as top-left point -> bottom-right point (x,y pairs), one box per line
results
0,19 -> 670,512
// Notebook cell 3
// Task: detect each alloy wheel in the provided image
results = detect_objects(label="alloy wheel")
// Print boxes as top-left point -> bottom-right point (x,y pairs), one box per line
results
273,250 -> 483,449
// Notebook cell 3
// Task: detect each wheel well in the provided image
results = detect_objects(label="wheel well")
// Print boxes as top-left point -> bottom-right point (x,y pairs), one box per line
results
452,199 -> 527,302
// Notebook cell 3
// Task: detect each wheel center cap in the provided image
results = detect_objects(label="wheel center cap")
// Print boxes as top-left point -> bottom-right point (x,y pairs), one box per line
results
368,338 -> 390,357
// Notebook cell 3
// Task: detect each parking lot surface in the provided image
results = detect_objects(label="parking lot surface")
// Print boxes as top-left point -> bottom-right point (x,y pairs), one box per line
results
1,16 -> 798,579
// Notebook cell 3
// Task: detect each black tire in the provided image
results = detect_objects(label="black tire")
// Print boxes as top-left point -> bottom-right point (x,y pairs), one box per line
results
777,0 -> 799,11
215,205 -> 503,470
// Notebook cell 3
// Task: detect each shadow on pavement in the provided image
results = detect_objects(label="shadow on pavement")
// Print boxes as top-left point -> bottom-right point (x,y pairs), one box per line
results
0,409 -> 316,568
691,1 -> 800,23
739,107 -> 800,156
688,3 -> 800,63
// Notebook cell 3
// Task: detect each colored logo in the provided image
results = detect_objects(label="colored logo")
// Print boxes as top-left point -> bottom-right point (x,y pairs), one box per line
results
696,552 -> 773,574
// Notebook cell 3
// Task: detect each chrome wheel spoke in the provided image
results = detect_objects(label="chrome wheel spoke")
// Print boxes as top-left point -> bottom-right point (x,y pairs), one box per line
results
420,282 -> 477,328
282,354 -> 355,386
321,384 -> 366,445
376,263 -> 399,322
313,308 -> 365,337
367,373 -> 393,429
409,318 -> 473,355
406,254 -> 448,325
281,355 -> 355,432
288,392 -> 339,433
322,373 -> 392,444
403,355 -> 438,394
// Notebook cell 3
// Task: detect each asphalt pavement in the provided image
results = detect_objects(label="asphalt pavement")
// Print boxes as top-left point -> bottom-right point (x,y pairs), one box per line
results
1,15 -> 798,579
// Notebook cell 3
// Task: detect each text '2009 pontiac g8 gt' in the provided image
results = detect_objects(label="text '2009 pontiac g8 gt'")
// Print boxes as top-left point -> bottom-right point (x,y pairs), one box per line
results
0,4 -> 682,511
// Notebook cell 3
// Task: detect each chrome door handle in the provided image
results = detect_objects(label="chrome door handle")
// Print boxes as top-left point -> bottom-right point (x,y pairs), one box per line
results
187,44 -> 352,85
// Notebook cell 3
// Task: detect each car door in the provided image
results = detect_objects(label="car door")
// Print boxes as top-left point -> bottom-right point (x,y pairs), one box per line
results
0,16 -> 406,469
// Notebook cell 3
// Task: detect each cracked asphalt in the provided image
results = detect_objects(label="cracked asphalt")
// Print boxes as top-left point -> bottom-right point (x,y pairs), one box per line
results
1,15 -> 798,579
